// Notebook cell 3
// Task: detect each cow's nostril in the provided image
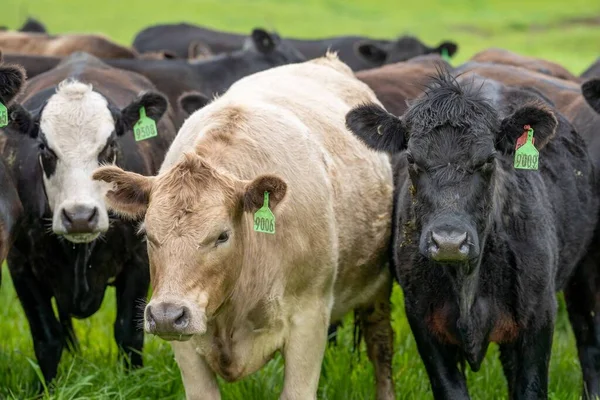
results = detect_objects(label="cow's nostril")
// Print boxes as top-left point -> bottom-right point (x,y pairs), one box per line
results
146,305 -> 157,330
173,307 -> 190,329
87,207 -> 98,223
62,208 -> 73,223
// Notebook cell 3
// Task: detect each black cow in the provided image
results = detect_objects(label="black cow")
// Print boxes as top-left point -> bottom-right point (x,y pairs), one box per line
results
0,57 -> 25,273
19,17 -> 48,33
2,52 -> 177,384
132,22 -> 457,71
353,36 -> 457,69
346,70 -> 599,399
4,29 -> 304,127
582,58 -> 600,80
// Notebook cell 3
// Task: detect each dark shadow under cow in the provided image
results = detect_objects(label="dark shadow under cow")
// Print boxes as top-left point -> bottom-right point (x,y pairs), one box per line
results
346,70 -> 599,399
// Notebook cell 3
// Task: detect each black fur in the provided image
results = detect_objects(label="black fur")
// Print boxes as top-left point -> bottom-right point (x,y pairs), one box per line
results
582,78 -> 600,114
345,103 -> 407,153
348,69 -> 599,399
1,54 -> 176,386
178,91 -> 211,116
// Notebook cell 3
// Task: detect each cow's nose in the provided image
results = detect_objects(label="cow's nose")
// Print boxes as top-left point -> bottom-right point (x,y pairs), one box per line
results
146,302 -> 190,335
429,230 -> 469,262
61,205 -> 99,233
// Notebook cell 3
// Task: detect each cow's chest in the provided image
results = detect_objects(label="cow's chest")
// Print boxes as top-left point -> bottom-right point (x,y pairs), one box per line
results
426,297 -> 520,369
194,317 -> 287,382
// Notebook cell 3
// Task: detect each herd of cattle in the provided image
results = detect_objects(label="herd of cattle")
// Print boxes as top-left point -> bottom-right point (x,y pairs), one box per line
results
1,16 -> 600,399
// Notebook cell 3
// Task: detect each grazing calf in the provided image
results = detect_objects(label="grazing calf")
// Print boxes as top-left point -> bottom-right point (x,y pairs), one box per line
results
0,31 -> 137,58
347,71 -> 598,399
1,52 -> 176,383
93,54 -> 395,400
469,48 -> 579,81
0,58 -> 25,271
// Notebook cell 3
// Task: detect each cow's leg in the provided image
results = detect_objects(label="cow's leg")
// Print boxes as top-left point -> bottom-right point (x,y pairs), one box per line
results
171,340 -> 220,400
280,299 -> 330,400
499,342 -> 517,398
406,313 -> 469,400
9,261 -> 64,383
357,279 -> 395,400
511,305 -> 555,400
114,253 -> 149,368
565,253 -> 600,399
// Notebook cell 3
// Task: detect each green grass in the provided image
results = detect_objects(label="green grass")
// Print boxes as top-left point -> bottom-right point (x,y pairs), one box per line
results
1,0 -> 598,398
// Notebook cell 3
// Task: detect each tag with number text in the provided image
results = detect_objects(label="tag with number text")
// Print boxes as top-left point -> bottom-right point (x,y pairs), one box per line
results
0,103 -> 8,128
254,191 -> 275,234
514,125 -> 539,170
134,106 -> 158,141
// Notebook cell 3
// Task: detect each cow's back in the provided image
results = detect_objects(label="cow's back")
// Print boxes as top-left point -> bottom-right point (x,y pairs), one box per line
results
165,55 -> 393,316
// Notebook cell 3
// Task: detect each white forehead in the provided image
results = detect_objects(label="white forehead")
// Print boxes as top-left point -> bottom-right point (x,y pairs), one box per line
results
41,80 -> 115,158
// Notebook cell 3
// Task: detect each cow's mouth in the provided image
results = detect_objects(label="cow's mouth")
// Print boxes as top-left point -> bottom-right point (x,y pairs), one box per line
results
155,333 -> 194,342
64,232 -> 101,243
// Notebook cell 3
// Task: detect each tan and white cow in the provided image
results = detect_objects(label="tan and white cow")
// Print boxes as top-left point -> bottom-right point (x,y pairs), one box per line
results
93,54 -> 395,400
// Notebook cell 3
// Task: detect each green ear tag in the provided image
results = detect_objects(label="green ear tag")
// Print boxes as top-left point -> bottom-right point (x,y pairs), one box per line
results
254,191 -> 275,234
441,48 -> 451,63
514,125 -> 539,170
0,103 -> 8,128
133,106 -> 158,141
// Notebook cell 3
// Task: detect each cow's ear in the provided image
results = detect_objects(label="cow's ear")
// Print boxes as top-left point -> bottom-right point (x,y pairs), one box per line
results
251,29 -> 276,54
497,103 -> 558,154
435,41 -> 458,57
7,104 -> 37,137
355,41 -> 388,64
346,103 -> 407,154
582,78 -> 600,114
92,166 -> 154,219
119,92 -> 168,135
178,91 -> 210,116
242,175 -> 287,213
188,40 -> 213,59
0,63 -> 26,104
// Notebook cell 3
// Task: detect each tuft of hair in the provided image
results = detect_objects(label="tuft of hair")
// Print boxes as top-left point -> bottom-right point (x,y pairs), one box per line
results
405,67 -> 498,134
55,79 -> 94,101
310,50 -> 354,77
0,62 -> 26,104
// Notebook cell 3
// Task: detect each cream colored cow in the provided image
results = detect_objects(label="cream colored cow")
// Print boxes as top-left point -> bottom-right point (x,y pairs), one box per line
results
94,53 -> 395,400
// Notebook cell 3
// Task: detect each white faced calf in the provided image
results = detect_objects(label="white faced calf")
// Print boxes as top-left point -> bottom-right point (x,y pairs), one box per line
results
13,79 -> 167,243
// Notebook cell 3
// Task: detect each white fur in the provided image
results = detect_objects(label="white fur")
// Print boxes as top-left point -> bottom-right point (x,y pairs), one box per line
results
41,80 -> 115,242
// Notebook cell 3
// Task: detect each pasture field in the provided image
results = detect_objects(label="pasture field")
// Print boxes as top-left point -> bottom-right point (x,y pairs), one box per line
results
1,0 -> 599,398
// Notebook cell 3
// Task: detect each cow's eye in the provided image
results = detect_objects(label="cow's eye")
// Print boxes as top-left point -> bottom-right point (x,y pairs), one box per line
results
38,143 -> 58,176
99,140 -> 117,164
406,152 -> 415,165
216,231 -> 230,245
475,154 -> 496,170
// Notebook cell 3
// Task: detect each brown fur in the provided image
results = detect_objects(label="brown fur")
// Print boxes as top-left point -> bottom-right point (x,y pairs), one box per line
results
356,57 -> 447,115
456,63 -> 600,159
94,53 -> 395,399
0,31 -> 137,58
470,48 -> 579,82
